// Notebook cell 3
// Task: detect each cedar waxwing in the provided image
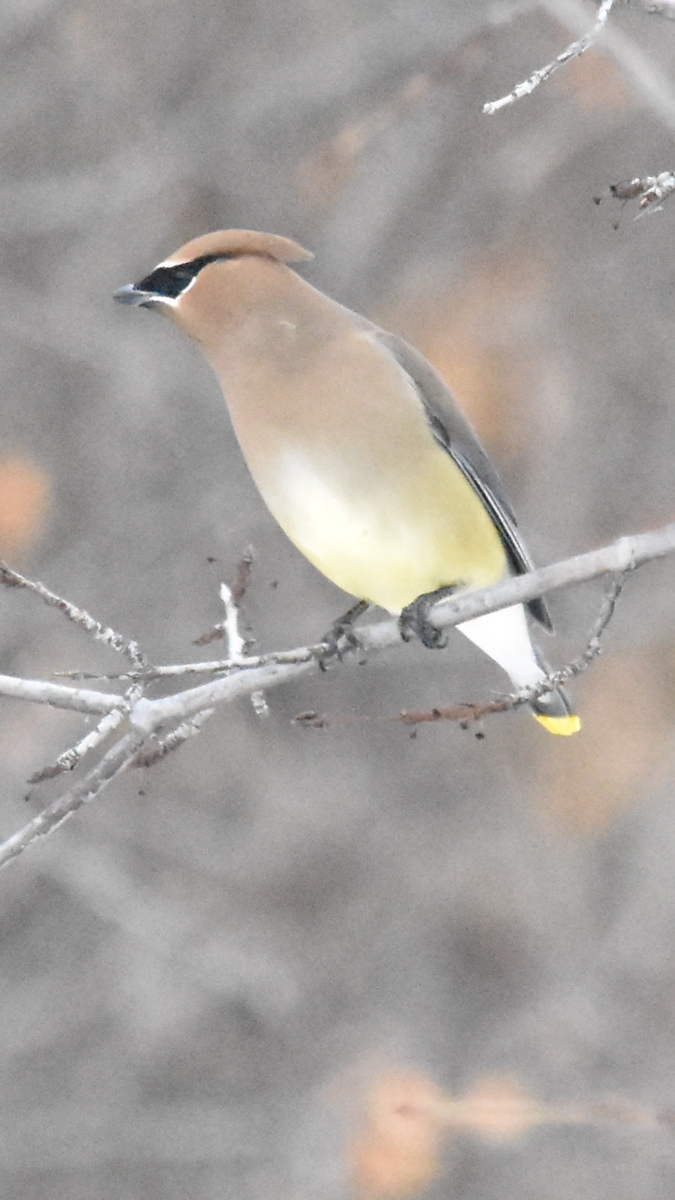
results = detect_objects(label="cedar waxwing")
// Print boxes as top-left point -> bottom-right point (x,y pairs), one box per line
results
115,230 -> 580,735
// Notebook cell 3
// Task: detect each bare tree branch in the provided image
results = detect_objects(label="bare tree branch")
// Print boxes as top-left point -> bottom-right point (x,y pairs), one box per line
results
28,707 -> 129,783
541,0 -> 675,133
295,572 -> 628,732
595,171 -> 675,216
0,674 -> 124,714
0,520 -> 674,869
1,522 -> 674,729
485,0 -> 675,134
0,563 -> 145,670
0,732 -> 146,869
484,0 -> 616,114
130,707 -> 216,769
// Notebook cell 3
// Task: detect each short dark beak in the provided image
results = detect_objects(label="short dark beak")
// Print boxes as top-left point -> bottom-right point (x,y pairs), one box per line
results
113,284 -> 155,307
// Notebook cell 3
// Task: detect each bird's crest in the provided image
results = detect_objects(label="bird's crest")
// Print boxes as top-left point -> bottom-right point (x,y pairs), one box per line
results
160,230 -> 313,268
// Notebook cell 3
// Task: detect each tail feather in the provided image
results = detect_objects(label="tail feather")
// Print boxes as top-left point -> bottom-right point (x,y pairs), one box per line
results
457,604 -> 581,736
531,684 -> 581,736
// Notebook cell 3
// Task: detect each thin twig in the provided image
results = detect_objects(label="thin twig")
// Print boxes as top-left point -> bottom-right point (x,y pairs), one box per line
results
423,523 -> 669,630
194,547 -> 254,647
0,674 -> 124,714
54,647 -> 320,682
400,569 -> 630,727
28,709 -> 128,783
484,0 -> 616,114
219,582 -> 248,661
230,546 -> 255,606
131,708 -> 216,768
218,554 -> 268,717
552,570 -> 626,676
0,524 -> 672,871
297,573 -> 628,733
542,0 -> 675,133
0,562 -> 145,670
0,731 -> 147,869
27,682 -> 144,783
1,523 -> 674,733
595,171 -> 675,217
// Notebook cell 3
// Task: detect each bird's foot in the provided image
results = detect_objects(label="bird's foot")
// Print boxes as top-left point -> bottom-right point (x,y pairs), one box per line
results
399,585 -> 459,649
318,599 -> 369,667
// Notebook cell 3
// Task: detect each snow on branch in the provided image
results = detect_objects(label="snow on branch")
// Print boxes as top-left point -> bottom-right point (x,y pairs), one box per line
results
0,518 -> 675,868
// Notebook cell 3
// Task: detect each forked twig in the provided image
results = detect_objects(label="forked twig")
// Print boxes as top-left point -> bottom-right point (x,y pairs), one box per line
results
0,523 -> 674,868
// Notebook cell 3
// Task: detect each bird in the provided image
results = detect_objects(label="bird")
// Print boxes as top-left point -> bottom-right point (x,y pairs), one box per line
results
114,230 -> 580,736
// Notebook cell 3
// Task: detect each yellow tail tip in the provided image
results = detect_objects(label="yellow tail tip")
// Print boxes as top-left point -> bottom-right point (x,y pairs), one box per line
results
534,713 -> 582,737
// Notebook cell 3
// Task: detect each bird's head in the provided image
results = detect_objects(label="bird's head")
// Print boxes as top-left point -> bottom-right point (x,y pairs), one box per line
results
114,229 -> 313,344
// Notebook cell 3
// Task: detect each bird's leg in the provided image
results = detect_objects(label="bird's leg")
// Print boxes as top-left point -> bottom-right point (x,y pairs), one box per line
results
399,585 -> 459,649
320,599 -> 370,662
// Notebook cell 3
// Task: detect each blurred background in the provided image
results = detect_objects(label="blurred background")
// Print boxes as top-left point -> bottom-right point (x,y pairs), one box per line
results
2,1 -> 675,1196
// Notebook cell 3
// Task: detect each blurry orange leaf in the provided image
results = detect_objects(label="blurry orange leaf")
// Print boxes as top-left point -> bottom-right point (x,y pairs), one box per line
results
448,1074 -> 547,1143
296,75 -> 433,213
534,643 -> 675,837
349,1070 -> 448,1200
338,1056 -> 671,1199
0,457 -> 50,558
345,1065 -> 570,1197
296,126 -> 367,212
380,247 -> 548,463
553,49 -> 634,112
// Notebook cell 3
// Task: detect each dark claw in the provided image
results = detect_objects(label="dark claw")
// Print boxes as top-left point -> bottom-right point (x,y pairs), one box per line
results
399,585 -> 459,649
319,599 -> 369,665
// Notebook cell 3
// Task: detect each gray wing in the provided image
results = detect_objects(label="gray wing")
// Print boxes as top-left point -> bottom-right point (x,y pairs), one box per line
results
374,327 -> 553,631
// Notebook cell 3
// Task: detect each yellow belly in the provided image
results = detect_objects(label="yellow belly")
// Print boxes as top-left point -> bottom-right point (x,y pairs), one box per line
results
214,314 -> 510,612
259,441 -> 509,613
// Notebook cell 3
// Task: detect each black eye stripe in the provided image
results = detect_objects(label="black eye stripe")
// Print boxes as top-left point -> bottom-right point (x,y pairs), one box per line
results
136,253 -> 235,299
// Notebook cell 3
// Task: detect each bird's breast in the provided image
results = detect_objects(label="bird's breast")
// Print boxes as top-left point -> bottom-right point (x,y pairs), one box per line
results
209,321 -> 509,611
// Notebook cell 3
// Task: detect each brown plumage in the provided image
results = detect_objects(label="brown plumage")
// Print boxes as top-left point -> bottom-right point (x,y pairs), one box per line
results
115,230 -> 579,734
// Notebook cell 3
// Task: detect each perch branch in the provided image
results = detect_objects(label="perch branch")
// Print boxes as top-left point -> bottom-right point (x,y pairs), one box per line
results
295,572 -> 628,732
0,521 -> 674,868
